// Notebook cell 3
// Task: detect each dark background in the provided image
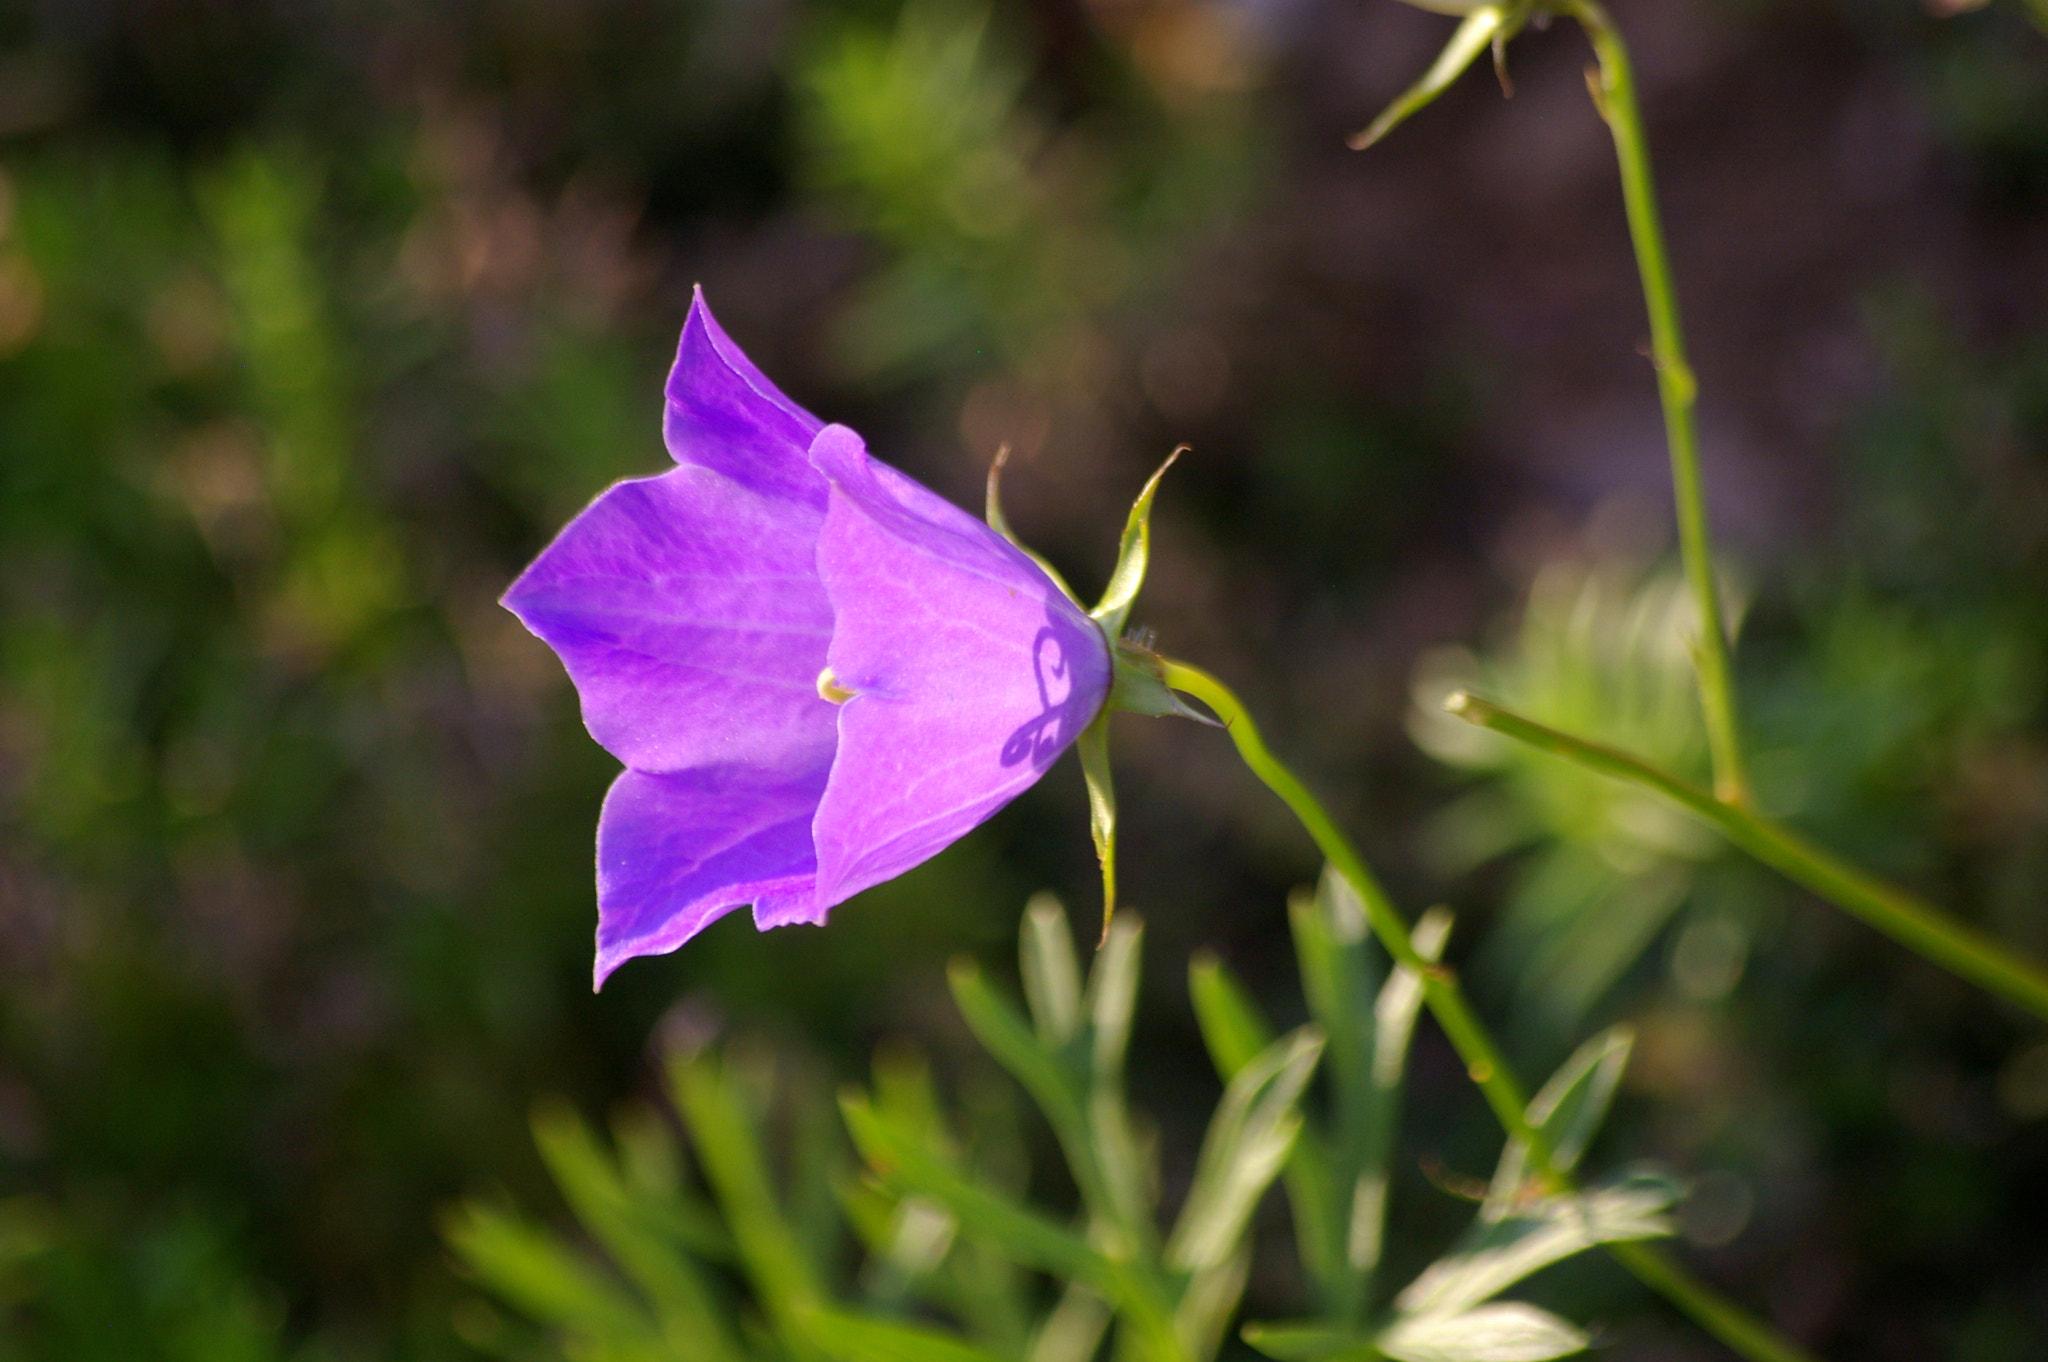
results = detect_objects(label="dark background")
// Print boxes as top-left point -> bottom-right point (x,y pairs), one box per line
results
1,0 -> 2045,1356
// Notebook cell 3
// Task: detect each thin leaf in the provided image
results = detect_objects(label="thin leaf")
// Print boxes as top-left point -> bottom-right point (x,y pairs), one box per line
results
949,959 -> 1137,1253
844,1095 -> 1184,1362
1348,8 -> 1506,151
668,1052 -> 824,1357
1292,878 -> 1377,1154
1077,716 -> 1118,944
1483,1027 -> 1633,1219
1527,1027 -> 1633,1174
807,1307 -> 1015,1362
1021,894 -> 1084,1048
1090,447 -> 1183,638
1395,1170 -> 1679,1318
1173,1246 -> 1251,1362
1084,916 -> 1154,1247
1237,1323 -> 1375,1362
1086,916 -> 1143,1080
1378,1303 -> 1587,1362
443,1201 -> 656,1352
1375,909 -> 1452,1094
530,1100 -> 744,1362
1351,907 -> 1453,1283
1167,1027 -> 1324,1272
843,1094 -> 1111,1293
949,960 -> 1087,1147
1029,1283 -> 1112,1362
1188,953 -> 1276,1082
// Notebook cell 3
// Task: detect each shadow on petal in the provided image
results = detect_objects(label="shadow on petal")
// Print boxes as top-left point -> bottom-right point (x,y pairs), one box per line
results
1001,604 -> 1103,772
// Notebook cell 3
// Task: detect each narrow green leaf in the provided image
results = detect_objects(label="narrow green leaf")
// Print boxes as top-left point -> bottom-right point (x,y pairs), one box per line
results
1086,915 -> 1143,1080
1021,894 -> 1085,1048
950,958 -> 1142,1256
948,960 -> 1088,1147
1294,872 -> 1381,1172
1347,7 -> 1506,151
1173,1246 -> 1251,1362
1373,910 -> 1451,1095
1029,1283 -> 1112,1362
1090,447 -> 1184,638
1188,953 -> 1276,1081
668,1052 -> 824,1358
844,1094 -> 1105,1287
442,1201 -> 655,1350
1395,1170 -> 1678,1318
1292,884 -> 1375,1123
807,1307 -> 1015,1362
1084,916 -> 1155,1248
1238,1323 -> 1376,1362
871,1044 -> 957,1162
530,1100 -> 744,1362
1167,1027 -> 1324,1273
1378,1303 -> 1587,1362
1077,716 -> 1119,944
1527,1027 -> 1632,1174
1350,907 -> 1453,1290
1187,949 -> 1339,1310
1288,871 -> 1384,1321
1484,1026 -> 1633,1219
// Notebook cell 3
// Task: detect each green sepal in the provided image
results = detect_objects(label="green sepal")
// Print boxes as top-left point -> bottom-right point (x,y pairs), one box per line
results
1348,5 -> 1520,151
985,445 -> 1080,604
1089,446 -> 1183,639
1107,635 -> 1219,725
1076,714 -> 1117,945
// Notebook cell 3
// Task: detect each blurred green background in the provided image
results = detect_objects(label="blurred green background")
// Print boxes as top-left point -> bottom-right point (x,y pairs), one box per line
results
0,0 -> 2045,1356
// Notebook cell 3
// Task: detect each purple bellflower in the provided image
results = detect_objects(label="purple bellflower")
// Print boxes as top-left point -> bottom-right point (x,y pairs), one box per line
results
503,292 -> 1115,986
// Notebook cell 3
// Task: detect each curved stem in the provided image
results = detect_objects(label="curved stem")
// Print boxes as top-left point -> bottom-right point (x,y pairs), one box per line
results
1447,690 -> 2048,1023
1605,1241 -> 1814,1362
1558,0 -> 1749,809
1158,660 -> 1819,1362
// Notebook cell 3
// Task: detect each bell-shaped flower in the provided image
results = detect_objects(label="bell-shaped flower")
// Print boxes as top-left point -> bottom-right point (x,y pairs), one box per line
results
503,291 -> 1113,985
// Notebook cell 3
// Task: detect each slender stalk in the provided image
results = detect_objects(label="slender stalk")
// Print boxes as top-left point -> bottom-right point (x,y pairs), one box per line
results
1446,691 -> 2048,1022
1158,660 -> 1819,1362
1557,0 -> 1749,809
1606,1242 -> 1815,1362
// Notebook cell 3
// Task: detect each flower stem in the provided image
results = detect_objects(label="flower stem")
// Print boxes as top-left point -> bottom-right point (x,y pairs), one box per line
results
1604,1241 -> 1815,1362
1557,0 -> 1749,809
1446,690 -> 2048,1023
1158,659 -> 1818,1362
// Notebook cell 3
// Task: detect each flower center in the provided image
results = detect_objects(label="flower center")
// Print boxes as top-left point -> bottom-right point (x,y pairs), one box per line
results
816,667 -> 856,705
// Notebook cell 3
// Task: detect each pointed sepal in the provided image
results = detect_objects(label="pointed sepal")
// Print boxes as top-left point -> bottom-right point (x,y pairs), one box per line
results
1090,446 -> 1184,640
1349,6 -> 1514,151
1077,713 -> 1118,945
1108,634 -> 1220,725
985,444 -> 1080,603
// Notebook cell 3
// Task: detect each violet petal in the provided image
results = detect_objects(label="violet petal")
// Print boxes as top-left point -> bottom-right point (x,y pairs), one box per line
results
501,464 -> 838,774
594,765 -> 829,987
664,286 -> 826,507
807,424 -> 1111,910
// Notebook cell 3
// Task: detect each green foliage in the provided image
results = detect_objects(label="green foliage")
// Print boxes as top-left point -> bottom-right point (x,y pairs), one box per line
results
1409,567 -> 1721,1046
454,892 -> 1670,1362
795,0 -> 1257,386
1241,1025 -> 1674,1362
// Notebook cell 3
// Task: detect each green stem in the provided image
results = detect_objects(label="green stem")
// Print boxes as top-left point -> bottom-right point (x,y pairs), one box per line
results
1558,0 -> 1749,809
1158,660 -> 1818,1362
1446,690 -> 2048,1023
1157,664 -> 1536,1145
1605,1242 -> 1814,1362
